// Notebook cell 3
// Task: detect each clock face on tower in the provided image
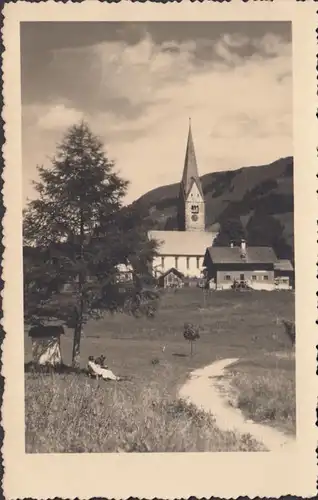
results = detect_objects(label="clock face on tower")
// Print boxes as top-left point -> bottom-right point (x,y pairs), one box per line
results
191,204 -> 199,222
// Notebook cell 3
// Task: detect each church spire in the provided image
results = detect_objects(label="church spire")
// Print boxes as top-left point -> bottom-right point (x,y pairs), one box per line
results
181,118 -> 204,197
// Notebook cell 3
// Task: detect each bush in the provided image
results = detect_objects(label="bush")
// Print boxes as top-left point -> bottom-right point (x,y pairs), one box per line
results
281,319 -> 295,345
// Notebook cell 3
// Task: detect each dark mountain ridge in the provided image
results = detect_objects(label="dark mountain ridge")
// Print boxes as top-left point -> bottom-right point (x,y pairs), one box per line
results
136,156 -> 294,258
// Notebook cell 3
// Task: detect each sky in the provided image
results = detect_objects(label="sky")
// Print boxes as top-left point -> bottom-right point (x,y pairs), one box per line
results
21,21 -> 292,206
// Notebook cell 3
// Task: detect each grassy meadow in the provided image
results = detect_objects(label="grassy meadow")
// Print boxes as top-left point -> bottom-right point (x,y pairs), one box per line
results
226,354 -> 296,435
25,288 -> 295,453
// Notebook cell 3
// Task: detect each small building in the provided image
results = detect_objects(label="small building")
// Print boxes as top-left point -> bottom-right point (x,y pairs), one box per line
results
203,240 -> 278,291
158,268 -> 184,288
28,325 -> 64,366
274,259 -> 294,290
116,263 -> 134,283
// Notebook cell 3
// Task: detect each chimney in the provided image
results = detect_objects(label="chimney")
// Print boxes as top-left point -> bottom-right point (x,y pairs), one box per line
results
240,239 -> 247,259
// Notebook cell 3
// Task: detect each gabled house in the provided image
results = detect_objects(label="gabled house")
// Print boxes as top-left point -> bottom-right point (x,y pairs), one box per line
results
203,240 -> 278,291
158,268 -> 184,288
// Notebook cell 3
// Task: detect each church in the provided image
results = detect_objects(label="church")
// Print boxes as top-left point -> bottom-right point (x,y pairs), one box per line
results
148,120 -> 218,280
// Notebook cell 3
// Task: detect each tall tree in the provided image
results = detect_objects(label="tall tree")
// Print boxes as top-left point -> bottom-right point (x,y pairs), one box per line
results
246,210 -> 292,259
213,217 -> 246,247
23,122 -> 158,367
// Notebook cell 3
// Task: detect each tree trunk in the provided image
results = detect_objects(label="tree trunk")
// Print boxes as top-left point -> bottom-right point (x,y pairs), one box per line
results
72,317 -> 82,369
190,341 -> 193,357
203,290 -> 206,309
72,207 -> 85,369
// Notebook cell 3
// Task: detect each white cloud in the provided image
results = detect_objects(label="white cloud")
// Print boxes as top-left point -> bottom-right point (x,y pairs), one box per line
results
22,32 -> 292,206
37,103 -> 84,131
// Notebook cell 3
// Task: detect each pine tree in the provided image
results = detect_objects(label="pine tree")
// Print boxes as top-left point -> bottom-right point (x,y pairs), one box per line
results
23,122 -> 158,368
213,218 -> 246,247
246,211 -> 292,259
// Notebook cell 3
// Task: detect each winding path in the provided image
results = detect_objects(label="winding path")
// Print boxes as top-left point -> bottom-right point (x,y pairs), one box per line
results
178,358 -> 296,452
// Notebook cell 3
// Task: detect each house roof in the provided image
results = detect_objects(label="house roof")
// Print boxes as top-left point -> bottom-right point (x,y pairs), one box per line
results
161,267 -> 184,279
28,325 -> 65,338
274,259 -> 294,272
149,230 -> 217,256
205,246 -> 277,265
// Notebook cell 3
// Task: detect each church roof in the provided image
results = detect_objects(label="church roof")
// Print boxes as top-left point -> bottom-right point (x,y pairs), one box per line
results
181,120 -> 204,198
205,246 -> 277,265
149,230 -> 216,256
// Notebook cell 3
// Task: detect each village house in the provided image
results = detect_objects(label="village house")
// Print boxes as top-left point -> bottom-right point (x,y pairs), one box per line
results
116,263 -> 134,283
158,268 -> 184,288
203,240 -> 289,291
274,259 -> 294,289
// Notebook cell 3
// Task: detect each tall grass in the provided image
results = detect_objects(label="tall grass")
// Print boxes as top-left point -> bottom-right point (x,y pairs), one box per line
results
25,373 -> 264,453
228,366 -> 296,434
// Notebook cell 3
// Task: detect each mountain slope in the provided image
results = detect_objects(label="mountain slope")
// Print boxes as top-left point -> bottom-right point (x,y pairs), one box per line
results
136,156 -> 294,255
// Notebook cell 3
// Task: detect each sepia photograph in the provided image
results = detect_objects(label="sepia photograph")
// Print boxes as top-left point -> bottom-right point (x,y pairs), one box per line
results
3,1 -> 318,497
21,20 -> 296,454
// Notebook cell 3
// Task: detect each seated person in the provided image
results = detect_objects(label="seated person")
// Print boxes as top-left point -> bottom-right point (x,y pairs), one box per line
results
87,355 -> 121,381
94,354 -> 108,368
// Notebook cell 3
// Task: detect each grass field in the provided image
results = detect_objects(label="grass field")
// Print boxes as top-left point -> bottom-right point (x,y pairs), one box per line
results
25,288 -> 295,453
226,354 -> 296,435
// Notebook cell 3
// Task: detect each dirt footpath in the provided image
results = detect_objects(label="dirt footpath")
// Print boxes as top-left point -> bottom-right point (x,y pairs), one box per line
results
178,358 -> 296,452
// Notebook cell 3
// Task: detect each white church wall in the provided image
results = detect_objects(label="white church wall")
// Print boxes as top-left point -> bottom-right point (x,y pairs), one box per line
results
152,254 -> 204,278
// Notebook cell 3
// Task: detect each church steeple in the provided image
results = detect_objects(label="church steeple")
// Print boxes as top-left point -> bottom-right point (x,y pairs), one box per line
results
181,118 -> 204,198
178,119 -> 206,232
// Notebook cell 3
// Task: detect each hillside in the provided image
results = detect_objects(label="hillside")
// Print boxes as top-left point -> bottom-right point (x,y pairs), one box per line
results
136,156 -> 294,258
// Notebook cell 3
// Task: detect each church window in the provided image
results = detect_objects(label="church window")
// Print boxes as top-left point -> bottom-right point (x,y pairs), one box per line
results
161,257 -> 165,268
175,256 -> 179,269
191,205 -> 199,213
186,257 -> 190,270
196,257 -> 200,269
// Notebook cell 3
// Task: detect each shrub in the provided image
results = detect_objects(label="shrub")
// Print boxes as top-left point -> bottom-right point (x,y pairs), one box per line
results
281,319 -> 295,345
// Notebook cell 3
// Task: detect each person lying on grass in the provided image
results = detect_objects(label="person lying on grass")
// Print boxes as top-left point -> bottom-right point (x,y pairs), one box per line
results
87,355 -> 121,381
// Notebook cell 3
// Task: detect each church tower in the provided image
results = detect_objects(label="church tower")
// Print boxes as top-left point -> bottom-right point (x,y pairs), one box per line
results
178,119 -> 206,232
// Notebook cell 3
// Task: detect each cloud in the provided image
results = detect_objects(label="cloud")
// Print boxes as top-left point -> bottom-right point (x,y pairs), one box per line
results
22,30 -> 292,206
37,103 -> 84,131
